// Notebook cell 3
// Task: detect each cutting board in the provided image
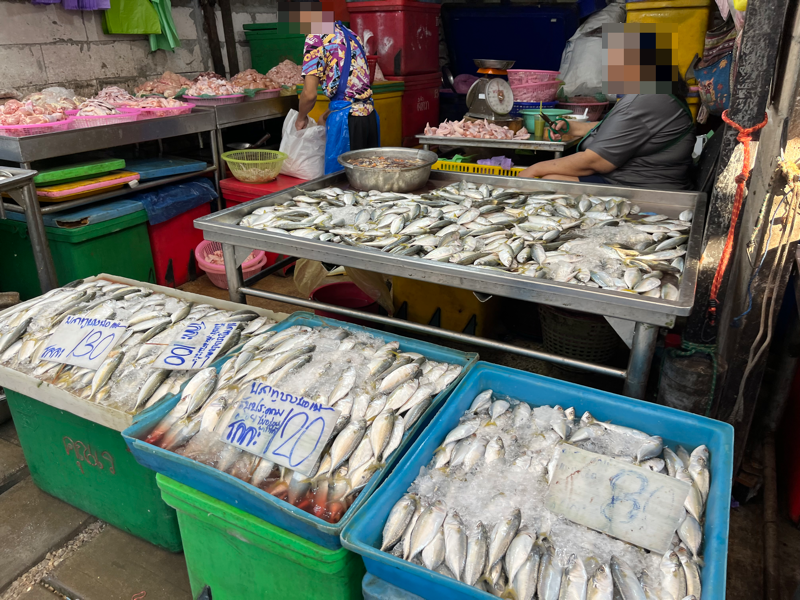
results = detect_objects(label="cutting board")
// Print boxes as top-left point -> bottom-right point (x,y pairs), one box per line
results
125,157 -> 207,181
36,171 -> 141,202
33,158 -> 127,186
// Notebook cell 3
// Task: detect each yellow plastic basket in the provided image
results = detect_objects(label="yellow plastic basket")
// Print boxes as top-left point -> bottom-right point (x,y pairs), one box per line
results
432,160 -> 524,177
222,149 -> 288,183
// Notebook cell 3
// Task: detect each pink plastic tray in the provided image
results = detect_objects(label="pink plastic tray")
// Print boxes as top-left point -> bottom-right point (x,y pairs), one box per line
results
183,94 -> 246,106
511,80 -> 563,103
0,118 -> 73,138
248,89 -> 281,101
507,69 -> 560,86
137,103 -> 195,120
71,108 -> 140,129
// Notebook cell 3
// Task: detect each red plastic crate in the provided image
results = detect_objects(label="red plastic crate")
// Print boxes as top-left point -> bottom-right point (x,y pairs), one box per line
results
147,203 -> 210,288
220,175 -> 305,276
386,72 -> 441,146
348,0 -> 441,76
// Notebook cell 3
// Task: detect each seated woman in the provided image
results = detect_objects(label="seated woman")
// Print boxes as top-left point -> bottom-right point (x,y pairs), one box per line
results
520,25 -> 695,191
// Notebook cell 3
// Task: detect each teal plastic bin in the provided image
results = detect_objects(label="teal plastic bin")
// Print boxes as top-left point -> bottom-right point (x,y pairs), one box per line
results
244,23 -> 306,74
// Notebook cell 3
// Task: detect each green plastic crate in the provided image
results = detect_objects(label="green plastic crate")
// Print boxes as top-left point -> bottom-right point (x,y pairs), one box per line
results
0,210 -> 156,300
244,23 -> 306,75
157,475 -> 365,599
5,390 -> 182,551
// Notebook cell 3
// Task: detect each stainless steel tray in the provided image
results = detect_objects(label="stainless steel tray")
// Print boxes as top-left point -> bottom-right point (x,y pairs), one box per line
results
195,171 -> 706,327
416,134 -> 569,152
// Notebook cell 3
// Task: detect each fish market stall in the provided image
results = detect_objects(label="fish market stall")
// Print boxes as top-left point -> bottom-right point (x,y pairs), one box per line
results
0,111 -> 219,294
342,362 -> 734,599
0,273 -> 286,550
194,170 -> 706,399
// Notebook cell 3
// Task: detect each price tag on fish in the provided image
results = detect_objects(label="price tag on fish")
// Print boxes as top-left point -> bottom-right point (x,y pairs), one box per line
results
153,321 -> 238,371
40,316 -> 127,369
221,381 -> 341,476
544,445 -> 690,554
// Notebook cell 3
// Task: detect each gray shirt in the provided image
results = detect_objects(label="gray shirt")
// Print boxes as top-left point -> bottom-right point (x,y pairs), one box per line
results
580,94 -> 695,190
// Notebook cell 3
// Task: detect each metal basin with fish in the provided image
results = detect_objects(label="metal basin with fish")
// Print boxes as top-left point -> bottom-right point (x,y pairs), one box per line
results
338,148 -> 438,193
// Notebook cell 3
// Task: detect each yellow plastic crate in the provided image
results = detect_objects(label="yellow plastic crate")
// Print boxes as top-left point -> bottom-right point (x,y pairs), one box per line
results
432,161 -> 524,177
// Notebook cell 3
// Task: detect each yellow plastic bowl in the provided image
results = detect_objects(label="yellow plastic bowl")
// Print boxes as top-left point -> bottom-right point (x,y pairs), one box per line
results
222,149 -> 288,183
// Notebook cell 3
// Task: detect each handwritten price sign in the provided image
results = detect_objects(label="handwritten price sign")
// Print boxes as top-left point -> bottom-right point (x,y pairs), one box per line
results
544,445 -> 690,554
41,316 -> 127,369
222,381 -> 340,476
153,321 -> 237,371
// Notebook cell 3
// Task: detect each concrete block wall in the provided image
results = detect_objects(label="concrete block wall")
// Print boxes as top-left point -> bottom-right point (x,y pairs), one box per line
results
0,0 -> 278,98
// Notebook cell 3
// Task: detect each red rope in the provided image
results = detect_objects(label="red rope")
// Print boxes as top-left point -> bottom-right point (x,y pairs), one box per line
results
707,110 -> 769,325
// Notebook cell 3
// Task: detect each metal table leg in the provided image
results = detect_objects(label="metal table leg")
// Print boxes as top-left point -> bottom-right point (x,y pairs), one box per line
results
19,180 -> 58,293
423,143 -> 430,151
211,130 -> 222,210
622,322 -> 659,399
222,243 -> 246,304
554,151 -> 562,159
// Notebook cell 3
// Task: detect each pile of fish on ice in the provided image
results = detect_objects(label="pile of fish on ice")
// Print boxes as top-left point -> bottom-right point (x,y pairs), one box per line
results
237,181 -> 693,299
380,390 -> 710,600
143,325 -> 464,523
0,279 -> 276,415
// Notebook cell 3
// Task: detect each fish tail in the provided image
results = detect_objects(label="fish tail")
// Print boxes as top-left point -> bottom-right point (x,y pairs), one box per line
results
485,420 -> 497,427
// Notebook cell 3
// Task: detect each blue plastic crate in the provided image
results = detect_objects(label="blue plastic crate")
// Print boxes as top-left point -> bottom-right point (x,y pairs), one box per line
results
341,362 -> 734,599
123,311 -> 478,550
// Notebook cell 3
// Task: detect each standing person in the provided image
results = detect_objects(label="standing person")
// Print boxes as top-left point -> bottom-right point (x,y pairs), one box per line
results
291,1 -> 380,174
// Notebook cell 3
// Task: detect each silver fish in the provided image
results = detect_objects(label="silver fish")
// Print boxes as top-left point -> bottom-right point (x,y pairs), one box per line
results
678,512 -> 702,558
381,494 -> 417,551
409,500 -> 448,560
485,436 -> 505,463
537,545 -> 563,600
560,554 -> 589,600
443,509 -> 467,581
675,546 -> 702,599
441,418 -> 481,448
610,556 -> 646,600
504,526 -> 535,586
586,564 -> 614,600
660,551 -> 687,600
422,527 -> 446,571
486,508 -> 521,576
370,409 -> 397,462
328,418 -> 367,475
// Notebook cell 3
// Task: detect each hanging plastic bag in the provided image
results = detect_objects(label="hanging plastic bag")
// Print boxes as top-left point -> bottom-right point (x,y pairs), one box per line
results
345,267 -> 394,314
103,0 -> 162,34
293,259 -> 330,298
280,109 -> 326,181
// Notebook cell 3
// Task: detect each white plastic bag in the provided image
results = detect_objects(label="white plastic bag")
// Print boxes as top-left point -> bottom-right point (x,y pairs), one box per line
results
280,109 -> 326,180
558,4 -> 626,100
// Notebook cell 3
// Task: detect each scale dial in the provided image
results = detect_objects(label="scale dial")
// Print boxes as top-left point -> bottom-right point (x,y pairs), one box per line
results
484,78 -> 514,116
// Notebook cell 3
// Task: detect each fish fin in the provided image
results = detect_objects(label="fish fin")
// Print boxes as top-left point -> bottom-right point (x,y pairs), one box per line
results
500,589 -> 518,600
435,466 -> 450,473
485,420 -> 497,427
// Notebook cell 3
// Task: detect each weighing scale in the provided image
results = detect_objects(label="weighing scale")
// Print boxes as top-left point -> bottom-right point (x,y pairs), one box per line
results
466,59 -> 516,122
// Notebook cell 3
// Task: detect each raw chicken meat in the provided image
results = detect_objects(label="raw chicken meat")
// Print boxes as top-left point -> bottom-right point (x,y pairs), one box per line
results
24,87 -> 82,110
76,99 -> 121,116
423,119 -> 530,141
231,69 -> 279,90
95,86 -> 137,107
135,97 -> 187,109
0,99 -> 67,126
186,76 -> 243,97
135,71 -> 192,98
266,60 -> 304,86
204,249 -> 256,265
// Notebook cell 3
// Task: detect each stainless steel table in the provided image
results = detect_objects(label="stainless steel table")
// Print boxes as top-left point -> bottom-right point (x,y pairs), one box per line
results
0,111 -> 219,293
417,135 -> 575,158
195,170 -> 706,399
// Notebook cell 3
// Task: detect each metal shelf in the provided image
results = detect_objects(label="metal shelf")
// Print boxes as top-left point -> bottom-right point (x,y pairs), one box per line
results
1,166 -> 217,215
417,134 -> 574,155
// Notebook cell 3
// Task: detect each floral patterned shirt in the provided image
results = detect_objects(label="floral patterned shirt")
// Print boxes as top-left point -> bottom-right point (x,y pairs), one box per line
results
302,24 -> 374,116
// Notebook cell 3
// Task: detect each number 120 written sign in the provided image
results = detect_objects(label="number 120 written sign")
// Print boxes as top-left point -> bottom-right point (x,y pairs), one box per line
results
222,381 -> 341,476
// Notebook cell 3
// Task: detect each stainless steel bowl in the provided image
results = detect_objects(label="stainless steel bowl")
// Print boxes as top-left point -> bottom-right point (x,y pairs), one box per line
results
338,147 -> 439,193
473,59 -> 516,71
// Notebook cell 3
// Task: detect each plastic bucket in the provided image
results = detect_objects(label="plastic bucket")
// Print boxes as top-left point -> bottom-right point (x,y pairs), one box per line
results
194,240 -> 266,289
310,282 -> 379,325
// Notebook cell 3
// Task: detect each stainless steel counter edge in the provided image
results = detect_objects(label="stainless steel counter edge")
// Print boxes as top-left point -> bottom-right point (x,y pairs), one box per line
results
195,171 -> 706,328
416,134 -> 569,152
0,111 -> 218,163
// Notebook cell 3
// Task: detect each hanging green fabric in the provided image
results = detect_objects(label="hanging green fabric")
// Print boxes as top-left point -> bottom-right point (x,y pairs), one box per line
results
103,0 -> 162,35
149,0 -> 181,52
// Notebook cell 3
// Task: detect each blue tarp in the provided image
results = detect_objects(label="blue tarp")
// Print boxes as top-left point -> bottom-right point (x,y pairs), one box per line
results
126,178 -> 218,226
4,199 -> 144,228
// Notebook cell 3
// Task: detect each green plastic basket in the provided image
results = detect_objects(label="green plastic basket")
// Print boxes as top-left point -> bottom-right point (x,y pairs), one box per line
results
221,149 -> 288,183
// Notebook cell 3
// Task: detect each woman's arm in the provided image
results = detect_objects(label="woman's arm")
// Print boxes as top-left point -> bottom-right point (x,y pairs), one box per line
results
550,120 -> 600,141
296,74 -> 321,130
519,149 -> 617,179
